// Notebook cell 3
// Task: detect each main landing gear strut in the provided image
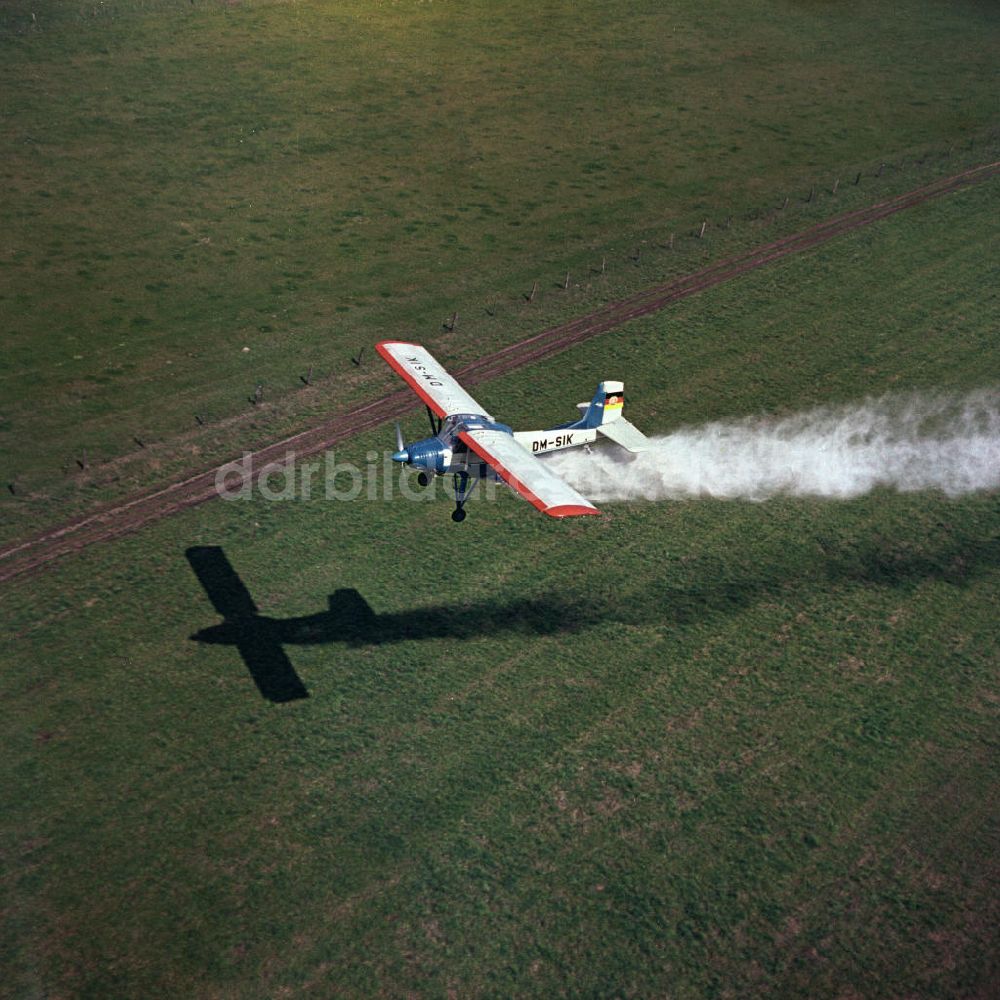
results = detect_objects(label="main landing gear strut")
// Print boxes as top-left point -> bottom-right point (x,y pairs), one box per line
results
451,471 -> 478,523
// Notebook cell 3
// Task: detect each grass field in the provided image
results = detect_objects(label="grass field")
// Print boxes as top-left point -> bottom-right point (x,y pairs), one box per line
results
2,169 -> 998,997
2,0 -> 999,543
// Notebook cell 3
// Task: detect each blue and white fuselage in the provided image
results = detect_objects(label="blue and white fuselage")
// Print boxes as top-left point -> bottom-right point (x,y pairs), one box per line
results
390,378 -> 648,479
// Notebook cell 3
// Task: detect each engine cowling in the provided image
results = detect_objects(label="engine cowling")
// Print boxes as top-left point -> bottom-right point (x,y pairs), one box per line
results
391,436 -> 450,473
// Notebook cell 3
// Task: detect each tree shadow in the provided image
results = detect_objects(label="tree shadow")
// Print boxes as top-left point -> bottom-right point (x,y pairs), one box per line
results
186,546 -> 593,703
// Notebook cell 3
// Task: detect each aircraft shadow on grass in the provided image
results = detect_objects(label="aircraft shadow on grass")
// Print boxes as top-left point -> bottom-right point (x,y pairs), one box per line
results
187,529 -> 998,704
186,546 -> 592,704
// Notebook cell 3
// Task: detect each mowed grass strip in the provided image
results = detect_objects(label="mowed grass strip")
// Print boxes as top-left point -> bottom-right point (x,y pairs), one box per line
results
2,174 -> 998,996
1,0 -> 998,530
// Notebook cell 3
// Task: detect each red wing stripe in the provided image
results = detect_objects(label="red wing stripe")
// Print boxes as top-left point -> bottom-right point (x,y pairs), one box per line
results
547,504 -> 602,518
375,341 -> 448,418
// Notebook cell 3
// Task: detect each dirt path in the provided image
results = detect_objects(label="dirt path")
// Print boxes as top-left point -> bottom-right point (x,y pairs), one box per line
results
2,162 -> 997,586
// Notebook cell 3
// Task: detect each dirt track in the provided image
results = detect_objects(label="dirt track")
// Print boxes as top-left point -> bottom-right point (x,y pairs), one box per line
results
2,162 -> 997,586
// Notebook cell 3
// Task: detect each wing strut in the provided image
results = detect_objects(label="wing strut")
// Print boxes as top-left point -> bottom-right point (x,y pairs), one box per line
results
426,405 -> 442,436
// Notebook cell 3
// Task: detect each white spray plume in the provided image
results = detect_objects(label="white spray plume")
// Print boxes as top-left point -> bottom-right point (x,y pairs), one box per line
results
544,389 -> 1000,502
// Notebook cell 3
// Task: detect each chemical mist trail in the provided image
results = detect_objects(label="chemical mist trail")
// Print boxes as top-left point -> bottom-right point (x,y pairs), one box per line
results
544,390 -> 1000,502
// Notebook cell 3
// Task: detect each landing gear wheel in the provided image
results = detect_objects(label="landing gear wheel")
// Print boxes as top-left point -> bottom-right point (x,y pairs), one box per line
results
417,471 -> 430,487
451,470 -> 476,523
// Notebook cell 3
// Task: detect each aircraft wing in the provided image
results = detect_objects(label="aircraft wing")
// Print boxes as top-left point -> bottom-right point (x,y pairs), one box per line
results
376,341 -> 491,418
458,428 -> 600,518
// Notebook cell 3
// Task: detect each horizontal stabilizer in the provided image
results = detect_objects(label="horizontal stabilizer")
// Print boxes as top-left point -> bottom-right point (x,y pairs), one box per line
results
597,418 -> 652,453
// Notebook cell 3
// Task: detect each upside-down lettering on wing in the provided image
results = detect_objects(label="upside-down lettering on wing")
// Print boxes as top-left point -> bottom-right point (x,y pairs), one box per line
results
376,341 -> 491,418
459,428 -> 600,518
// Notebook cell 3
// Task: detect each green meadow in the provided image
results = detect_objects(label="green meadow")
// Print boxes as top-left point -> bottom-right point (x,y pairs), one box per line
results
1,0 -> 999,542
2,0 -> 998,996
2,168 -> 998,997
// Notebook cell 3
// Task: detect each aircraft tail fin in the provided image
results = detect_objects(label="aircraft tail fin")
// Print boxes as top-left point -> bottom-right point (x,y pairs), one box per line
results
574,381 -> 625,429
567,381 -> 651,451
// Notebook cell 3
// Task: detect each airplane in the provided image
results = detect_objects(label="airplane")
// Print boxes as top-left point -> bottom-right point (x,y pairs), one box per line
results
377,340 -> 651,522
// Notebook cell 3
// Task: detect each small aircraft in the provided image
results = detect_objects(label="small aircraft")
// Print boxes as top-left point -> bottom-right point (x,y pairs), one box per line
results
377,340 -> 651,522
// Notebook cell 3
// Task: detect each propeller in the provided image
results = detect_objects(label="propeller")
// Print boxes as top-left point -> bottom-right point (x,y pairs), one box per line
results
391,422 -> 409,464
